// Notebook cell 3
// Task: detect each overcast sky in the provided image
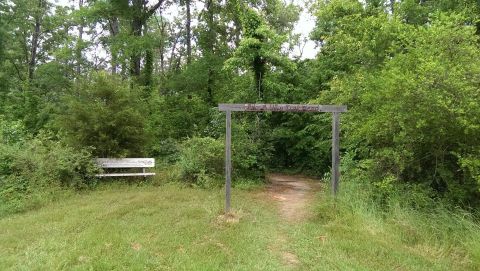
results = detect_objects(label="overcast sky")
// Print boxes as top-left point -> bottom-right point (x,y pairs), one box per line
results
53,0 -> 318,59
292,0 -> 318,59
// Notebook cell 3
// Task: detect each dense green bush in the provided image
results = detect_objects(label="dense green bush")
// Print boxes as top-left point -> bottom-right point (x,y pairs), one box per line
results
318,11 -> 480,206
0,133 -> 98,216
144,92 -> 211,164
203,111 -> 273,177
176,130 -> 271,187
56,73 -> 148,157
268,113 -> 331,175
0,116 -> 27,145
230,116 -> 272,177
177,137 -> 224,187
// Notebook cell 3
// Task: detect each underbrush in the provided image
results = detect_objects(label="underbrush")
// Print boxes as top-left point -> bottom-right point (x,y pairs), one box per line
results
0,133 -> 98,217
164,136 -> 265,188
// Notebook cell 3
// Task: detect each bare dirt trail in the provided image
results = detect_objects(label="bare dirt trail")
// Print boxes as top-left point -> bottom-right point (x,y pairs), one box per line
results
265,173 -> 321,222
261,173 -> 321,268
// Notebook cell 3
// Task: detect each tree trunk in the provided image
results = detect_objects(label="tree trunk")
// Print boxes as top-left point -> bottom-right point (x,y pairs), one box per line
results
169,30 -> 180,69
207,68 -> 214,104
186,0 -> 192,64
130,21 -> 142,77
130,0 -> 144,78
129,0 -> 164,80
254,57 -> 265,100
143,23 -> 153,89
205,0 -> 215,105
108,17 -> 120,74
76,0 -> 84,76
158,10 -> 166,75
29,0 -> 44,81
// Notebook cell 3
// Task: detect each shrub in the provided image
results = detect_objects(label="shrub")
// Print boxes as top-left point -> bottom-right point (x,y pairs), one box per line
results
145,93 -> 210,142
0,116 -> 27,145
320,14 -> 480,206
149,138 -> 180,164
177,137 -> 224,187
176,132 -> 269,187
203,111 -> 272,178
56,72 -> 147,157
0,133 -> 98,216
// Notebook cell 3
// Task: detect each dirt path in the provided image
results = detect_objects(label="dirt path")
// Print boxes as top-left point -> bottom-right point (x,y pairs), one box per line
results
265,173 -> 321,222
262,173 -> 321,268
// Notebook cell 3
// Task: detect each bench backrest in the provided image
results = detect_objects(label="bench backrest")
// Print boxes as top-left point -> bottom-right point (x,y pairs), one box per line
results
96,158 -> 155,168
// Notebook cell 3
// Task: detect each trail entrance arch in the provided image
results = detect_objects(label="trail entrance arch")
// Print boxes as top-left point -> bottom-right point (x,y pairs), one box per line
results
219,104 -> 347,213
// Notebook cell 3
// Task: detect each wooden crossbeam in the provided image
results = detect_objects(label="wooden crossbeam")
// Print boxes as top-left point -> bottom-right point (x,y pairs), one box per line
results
218,103 -> 347,113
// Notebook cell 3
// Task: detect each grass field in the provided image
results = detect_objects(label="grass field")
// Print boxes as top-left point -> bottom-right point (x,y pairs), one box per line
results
0,181 -> 479,270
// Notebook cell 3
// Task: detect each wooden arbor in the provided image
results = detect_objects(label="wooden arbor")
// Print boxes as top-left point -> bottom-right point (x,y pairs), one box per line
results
218,104 -> 347,213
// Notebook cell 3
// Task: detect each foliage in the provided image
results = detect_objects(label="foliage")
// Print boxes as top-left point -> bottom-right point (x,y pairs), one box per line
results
176,130 -> 270,187
0,133 -> 98,216
0,117 -> 28,145
146,93 -> 210,142
177,137 -> 224,187
268,113 -> 331,174
314,2 -> 480,206
57,73 -> 148,157
224,6 -> 295,100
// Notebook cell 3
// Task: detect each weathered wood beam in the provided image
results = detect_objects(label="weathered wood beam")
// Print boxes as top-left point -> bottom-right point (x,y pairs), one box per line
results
332,112 -> 340,196
218,104 -> 347,113
225,110 -> 232,213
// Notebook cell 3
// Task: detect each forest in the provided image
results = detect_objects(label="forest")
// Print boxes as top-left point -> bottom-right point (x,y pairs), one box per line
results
1,0 -> 480,270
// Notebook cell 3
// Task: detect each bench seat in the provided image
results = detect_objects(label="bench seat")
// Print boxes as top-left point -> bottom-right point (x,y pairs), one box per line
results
95,158 -> 155,178
96,172 -> 156,177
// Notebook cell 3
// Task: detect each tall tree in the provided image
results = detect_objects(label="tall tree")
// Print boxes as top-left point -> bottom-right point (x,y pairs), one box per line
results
184,0 -> 192,64
29,0 -> 47,80
129,0 -> 164,78
92,0 -> 166,84
225,6 -> 292,100
76,0 -> 84,76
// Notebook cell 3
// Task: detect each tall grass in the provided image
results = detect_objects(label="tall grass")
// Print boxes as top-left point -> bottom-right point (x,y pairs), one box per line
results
298,177 -> 480,270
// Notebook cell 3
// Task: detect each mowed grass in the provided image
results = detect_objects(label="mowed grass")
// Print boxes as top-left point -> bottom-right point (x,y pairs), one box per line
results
1,181 -> 479,270
0,183 -> 285,270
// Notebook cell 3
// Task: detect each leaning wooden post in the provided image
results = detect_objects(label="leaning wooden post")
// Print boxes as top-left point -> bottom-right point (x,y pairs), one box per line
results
225,110 -> 232,213
332,112 -> 340,196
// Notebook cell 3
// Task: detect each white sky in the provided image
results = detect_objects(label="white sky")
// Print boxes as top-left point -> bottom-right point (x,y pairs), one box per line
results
292,0 -> 318,59
53,0 -> 318,59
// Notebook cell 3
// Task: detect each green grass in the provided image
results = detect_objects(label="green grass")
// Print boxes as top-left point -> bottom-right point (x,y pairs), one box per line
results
0,183 -> 285,270
285,198 -> 480,270
1,181 -> 479,270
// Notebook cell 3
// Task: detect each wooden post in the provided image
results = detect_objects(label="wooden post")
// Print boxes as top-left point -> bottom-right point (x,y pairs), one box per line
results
332,112 -> 340,196
225,110 -> 232,213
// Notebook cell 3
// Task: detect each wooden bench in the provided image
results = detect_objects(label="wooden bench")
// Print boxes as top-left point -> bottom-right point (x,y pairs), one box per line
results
95,158 -> 156,177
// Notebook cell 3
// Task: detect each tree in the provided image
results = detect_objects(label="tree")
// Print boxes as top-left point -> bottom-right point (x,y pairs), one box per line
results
225,6 -> 293,101
57,73 -> 148,157
183,0 -> 192,64
29,0 -> 47,80
87,0 -> 166,85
